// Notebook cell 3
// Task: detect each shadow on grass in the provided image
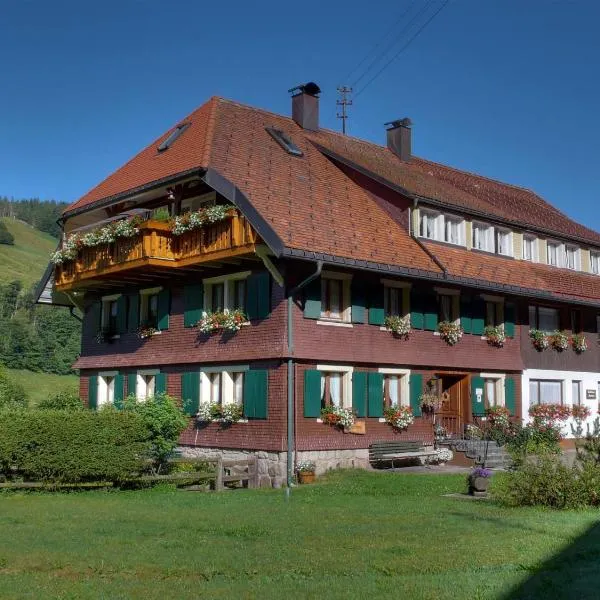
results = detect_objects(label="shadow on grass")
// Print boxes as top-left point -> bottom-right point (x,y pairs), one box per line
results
501,521 -> 600,600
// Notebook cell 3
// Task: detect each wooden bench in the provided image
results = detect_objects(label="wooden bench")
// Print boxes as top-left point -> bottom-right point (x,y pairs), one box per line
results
369,441 -> 437,468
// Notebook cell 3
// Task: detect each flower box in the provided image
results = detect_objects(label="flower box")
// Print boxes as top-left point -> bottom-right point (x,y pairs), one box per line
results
437,321 -> 463,345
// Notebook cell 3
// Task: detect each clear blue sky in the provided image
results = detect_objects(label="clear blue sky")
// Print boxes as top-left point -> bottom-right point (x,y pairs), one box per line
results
2,0 -> 599,231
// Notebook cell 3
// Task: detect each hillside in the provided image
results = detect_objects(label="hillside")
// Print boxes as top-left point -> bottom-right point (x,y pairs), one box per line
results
0,217 -> 56,287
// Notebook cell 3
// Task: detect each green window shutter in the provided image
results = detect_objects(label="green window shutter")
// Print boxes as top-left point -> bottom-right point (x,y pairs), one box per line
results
471,297 -> 485,336
460,295 -> 472,334
423,293 -> 438,331
114,373 -> 124,409
504,303 -> 516,338
471,375 -> 486,416
352,371 -> 367,417
505,377 -> 516,416
304,279 -> 321,319
116,296 -> 128,335
157,289 -> 170,330
128,294 -> 140,333
409,374 -> 422,417
88,375 -> 98,410
368,284 -> 385,326
243,370 -> 268,419
304,369 -> 322,417
88,301 -> 101,331
246,272 -> 271,321
155,372 -> 167,395
410,289 -> 424,329
367,372 -> 384,418
127,373 -> 137,398
181,372 -> 200,416
184,284 -> 203,328
351,282 -> 366,324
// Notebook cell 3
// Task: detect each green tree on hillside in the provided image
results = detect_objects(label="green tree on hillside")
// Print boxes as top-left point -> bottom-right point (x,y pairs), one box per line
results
0,221 -> 14,245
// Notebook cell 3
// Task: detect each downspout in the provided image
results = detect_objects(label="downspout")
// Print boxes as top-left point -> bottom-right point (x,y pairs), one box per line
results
410,198 -> 449,278
286,260 -> 323,490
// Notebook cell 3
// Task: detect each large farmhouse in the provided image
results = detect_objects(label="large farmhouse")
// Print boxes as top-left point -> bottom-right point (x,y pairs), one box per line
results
39,84 -> 600,487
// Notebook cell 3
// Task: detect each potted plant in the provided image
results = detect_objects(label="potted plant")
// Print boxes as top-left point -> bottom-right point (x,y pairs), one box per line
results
549,330 -> 569,352
483,325 -> 506,348
571,333 -> 587,354
383,315 -> 411,339
529,329 -> 548,351
437,321 -> 463,345
296,461 -> 316,484
468,467 -> 492,495
383,406 -> 414,430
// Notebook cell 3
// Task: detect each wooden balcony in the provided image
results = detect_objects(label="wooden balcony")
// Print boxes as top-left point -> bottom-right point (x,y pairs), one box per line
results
55,212 -> 260,291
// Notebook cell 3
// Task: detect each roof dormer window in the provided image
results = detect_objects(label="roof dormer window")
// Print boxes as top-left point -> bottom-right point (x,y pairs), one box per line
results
472,222 -> 494,253
523,235 -> 537,262
591,251 -> 600,275
496,228 -> 512,257
565,245 -> 580,271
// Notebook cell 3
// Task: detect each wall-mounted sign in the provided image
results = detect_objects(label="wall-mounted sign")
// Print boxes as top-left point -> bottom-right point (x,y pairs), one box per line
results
475,388 -> 483,403
586,389 -> 597,400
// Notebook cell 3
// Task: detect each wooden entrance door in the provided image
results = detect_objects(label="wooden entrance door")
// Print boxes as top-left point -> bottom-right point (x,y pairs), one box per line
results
437,375 -> 470,437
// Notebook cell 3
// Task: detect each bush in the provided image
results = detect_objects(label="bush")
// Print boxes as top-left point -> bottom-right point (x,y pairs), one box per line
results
0,367 -> 27,408
123,394 -> 189,472
0,409 -> 150,482
38,390 -> 83,410
0,221 -> 14,245
505,423 -> 562,464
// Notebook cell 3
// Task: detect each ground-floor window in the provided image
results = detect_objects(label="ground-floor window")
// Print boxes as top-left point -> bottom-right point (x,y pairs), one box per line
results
379,369 -> 410,409
98,372 -> 117,406
137,370 -> 158,400
529,379 -> 562,405
317,365 -> 353,409
479,373 -> 506,408
201,368 -> 246,408
572,380 -> 582,406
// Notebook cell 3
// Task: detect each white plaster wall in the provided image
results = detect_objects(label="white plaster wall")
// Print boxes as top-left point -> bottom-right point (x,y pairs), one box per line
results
522,369 -> 600,438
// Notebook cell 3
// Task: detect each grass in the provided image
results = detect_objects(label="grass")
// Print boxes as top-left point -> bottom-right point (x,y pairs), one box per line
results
6,368 -> 78,406
0,217 -> 56,288
0,470 -> 598,599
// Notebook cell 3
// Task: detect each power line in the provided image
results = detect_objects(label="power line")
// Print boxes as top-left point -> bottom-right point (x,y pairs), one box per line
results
354,0 -> 450,99
341,0 -> 417,85
351,0 -> 434,89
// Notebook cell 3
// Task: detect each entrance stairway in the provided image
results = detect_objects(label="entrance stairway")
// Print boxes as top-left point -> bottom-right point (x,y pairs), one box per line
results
443,439 -> 511,469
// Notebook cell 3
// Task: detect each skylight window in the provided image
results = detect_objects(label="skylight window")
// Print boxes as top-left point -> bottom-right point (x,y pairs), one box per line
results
265,127 -> 303,157
157,123 -> 191,152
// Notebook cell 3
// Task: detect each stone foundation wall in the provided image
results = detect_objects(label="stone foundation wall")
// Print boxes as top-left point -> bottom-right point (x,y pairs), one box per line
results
178,446 -> 371,488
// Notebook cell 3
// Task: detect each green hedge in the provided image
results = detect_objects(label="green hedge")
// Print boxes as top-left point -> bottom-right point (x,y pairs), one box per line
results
0,409 -> 150,482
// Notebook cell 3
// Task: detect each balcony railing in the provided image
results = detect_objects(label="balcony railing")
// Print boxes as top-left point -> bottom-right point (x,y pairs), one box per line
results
55,211 -> 259,290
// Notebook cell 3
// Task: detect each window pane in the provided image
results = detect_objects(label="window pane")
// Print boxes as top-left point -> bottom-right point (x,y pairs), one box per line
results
210,373 -> 221,404
212,284 -> 224,312
572,381 -> 581,405
529,305 -> 537,329
386,287 -> 400,317
485,302 -> 495,327
538,307 -> 559,332
548,243 -> 558,266
329,373 -> 342,407
388,375 -> 399,407
485,379 -> 496,406
439,295 -> 451,321
529,381 -> 539,405
233,372 -> 244,406
539,381 -> 561,404
329,280 -> 341,318
234,280 -> 246,311
146,375 -> 155,398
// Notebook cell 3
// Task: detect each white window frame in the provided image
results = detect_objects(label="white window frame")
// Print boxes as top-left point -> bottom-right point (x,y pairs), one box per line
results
479,373 -> 506,407
317,271 -> 353,327
419,209 -> 443,241
547,241 -> 561,267
529,379 -> 564,406
377,368 -> 411,418
591,251 -> 600,275
136,369 -> 160,401
444,215 -> 466,247
98,371 -> 118,407
200,365 -> 249,409
522,235 -> 537,262
565,245 -> 580,271
316,364 -> 353,412
572,380 -> 582,406
472,221 -> 495,253
100,293 -> 122,338
203,271 -> 251,313
496,228 -> 513,257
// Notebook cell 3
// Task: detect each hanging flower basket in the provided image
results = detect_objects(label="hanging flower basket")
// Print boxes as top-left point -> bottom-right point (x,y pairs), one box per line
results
483,325 -> 506,348
549,330 -> 569,352
383,315 -> 411,339
383,406 -> 414,430
571,333 -> 587,354
419,392 -> 442,412
437,321 -> 463,345
197,309 -> 247,334
529,329 -> 548,351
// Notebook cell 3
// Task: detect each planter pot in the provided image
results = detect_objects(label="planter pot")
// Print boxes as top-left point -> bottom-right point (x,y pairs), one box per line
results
298,471 -> 315,484
469,476 -> 490,494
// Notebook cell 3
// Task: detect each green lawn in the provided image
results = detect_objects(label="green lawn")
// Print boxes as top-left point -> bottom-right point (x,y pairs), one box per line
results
6,368 -> 78,405
0,217 -> 56,288
0,471 -> 598,599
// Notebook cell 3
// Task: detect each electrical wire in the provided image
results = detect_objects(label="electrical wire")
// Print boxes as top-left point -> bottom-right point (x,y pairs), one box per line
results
354,0 -> 450,99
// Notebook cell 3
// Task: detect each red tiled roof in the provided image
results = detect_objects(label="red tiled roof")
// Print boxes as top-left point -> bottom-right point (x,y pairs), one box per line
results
63,95 -> 600,301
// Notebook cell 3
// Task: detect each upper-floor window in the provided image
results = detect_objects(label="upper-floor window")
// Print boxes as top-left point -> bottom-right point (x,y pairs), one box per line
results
140,288 -> 160,329
496,228 -> 512,257
571,309 -> 582,334
438,292 -> 459,323
320,273 -> 351,322
383,280 -> 410,318
529,305 -> 559,332
419,210 -> 465,246
565,245 -> 580,271
485,299 -> 504,328
203,272 -> 250,313
101,294 -> 121,335
522,235 -> 537,262
591,251 -> 600,275
472,222 -> 494,253
445,216 -> 465,246
547,241 -> 559,267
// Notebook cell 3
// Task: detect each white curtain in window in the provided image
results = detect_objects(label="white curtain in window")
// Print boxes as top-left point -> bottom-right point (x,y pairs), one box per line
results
146,375 -> 155,398
485,379 -> 496,406
497,231 -> 510,255
232,372 -> 244,405
210,373 -> 221,404
320,374 -> 326,402
548,244 -> 558,266
539,381 -> 561,404
529,381 -> 539,405
330,373 -> 342,407
566,247 -> 576,270
523,238 -> 533,260
388,376 -> 399,407
538,307 -> 559,332
446,219 -> 460,244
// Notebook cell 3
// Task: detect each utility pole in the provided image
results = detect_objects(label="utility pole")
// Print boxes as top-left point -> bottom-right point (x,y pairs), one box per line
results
336,86 -> 353,135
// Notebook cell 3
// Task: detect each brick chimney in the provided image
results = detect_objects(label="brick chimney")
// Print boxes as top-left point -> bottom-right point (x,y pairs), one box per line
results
385,118 -> 412,161
289,82 -> 321,131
